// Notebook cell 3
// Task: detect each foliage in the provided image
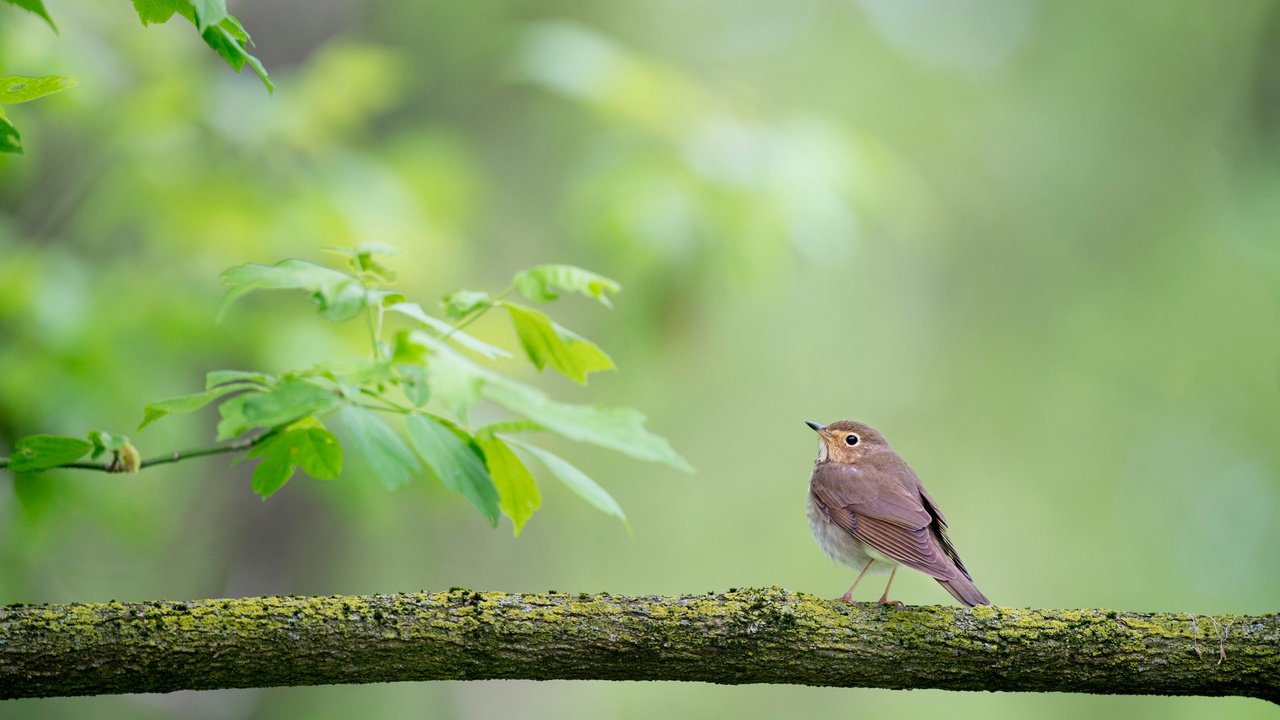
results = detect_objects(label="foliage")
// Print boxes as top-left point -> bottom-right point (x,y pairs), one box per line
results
0,247 -> 690,535
128,0 -> 272,91
0,75 -> 76,154
0,0 -> 269,154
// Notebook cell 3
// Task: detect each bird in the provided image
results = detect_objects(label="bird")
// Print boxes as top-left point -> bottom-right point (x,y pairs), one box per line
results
806,419 -> 990,607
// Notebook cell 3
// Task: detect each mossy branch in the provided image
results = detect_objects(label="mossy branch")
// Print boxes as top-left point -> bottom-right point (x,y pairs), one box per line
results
1,588 -> 1276,703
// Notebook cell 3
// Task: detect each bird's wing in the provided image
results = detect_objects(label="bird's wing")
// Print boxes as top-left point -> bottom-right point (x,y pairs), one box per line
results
917,482 -> 969,577
810,460 -> 965,582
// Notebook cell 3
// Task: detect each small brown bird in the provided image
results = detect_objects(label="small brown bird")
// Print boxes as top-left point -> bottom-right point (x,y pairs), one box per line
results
806,420 -> 989,607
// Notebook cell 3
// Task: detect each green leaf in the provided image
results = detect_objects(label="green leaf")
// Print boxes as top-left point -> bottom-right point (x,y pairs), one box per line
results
219,259 -> 364,322
441,289 -> 491,320
131,2 -> 268,89
397,364 -> 430,407
249,444 -> 294,497
244,423 -> 342,497
504,302 -> 615,384
417,326 -> 509,363
0,106 -> 20,155
205,369 -> 274,390
475,430 -> 540,535
340,406 -> 419,490
131,0 -> 183,25
416,340 -> 689,471
3,0 -> 57,32
421,342 -> 486,420
370,289 -> 406,307
513,264 -> 620,307
294,427 -> 343,478
128,3 -> 269,90
7,435 -> 92,472
360,241 -> 400,257
189,0 -> 227,30
87,431 -> 129,461
329,357 -> 394,392
479,419 -> 544,435
0,77 -> 76,155
252,424 -> 343,479
358,258 -> 395,283
392,328 -> 426,363
217,10 -> 246,40
508,439 -> 626,526
215,380 -> 339,440
386,302 -> 511,359
325,242 -> 399,282
0,75 -> 76,105
140,381 -> 261,430
406,414 -> 500,527
325,241 -> 400,259
243,381 -> 340,427
482,375 -> 692,472
201,17 -> 273,92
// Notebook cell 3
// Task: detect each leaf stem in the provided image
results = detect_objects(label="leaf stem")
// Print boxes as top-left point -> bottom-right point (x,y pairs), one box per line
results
444,285 -> 514,340
365,294 -> 383,363
356,390 -> 411,414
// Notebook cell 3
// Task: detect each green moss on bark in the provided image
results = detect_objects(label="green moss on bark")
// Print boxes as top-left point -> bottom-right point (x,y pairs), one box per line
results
1,588 -> 1276,703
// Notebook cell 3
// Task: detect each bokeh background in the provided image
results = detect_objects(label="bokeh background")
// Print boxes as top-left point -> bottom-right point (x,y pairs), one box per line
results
3,0 -> 1279,717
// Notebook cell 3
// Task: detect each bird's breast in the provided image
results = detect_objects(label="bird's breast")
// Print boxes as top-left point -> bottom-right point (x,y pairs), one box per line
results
806,494 -> 895,572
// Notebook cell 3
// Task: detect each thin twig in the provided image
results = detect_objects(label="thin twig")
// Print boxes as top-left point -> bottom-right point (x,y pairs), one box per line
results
443,286 -> 514,341
137,433 -> 274,469
0,433 -> 275,474
364,288 -> 384,363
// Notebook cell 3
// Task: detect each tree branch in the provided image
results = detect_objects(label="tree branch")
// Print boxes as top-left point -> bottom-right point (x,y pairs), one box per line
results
1,588 -> 1276,703
132,434 -> 269,469
0,432 -> 273,473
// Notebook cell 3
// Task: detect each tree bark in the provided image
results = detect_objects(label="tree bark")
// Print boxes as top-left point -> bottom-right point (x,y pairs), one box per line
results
1,588 -> 1276,703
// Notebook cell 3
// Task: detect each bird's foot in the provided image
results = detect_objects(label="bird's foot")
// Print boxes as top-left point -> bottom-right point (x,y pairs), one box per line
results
877,597 -> 904,608
837,592 -> 860,604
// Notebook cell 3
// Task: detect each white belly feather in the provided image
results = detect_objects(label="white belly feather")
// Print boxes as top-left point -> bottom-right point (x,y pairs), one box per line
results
807,495 -> 896,573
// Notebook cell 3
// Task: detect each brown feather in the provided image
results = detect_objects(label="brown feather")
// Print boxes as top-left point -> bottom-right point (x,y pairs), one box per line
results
938,576 -> 990,606
918,485 -> 969,577
810,447 -> 988,606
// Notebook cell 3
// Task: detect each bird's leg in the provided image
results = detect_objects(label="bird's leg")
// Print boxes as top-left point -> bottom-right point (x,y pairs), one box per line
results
876,566 -> 903,607
839,559 -> 877,603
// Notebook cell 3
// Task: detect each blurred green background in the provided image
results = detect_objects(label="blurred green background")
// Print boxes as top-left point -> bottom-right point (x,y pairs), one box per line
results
3,0 -> 1279,717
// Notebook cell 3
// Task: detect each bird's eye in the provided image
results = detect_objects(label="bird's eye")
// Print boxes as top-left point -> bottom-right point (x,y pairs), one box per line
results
845,434 -> 859,446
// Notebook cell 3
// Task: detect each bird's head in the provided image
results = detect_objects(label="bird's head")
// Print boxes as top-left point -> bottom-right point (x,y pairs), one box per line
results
805,419 -> 888,463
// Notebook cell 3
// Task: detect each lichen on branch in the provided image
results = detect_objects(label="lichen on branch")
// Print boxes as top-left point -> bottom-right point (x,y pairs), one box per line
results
1,588 -> 1276,703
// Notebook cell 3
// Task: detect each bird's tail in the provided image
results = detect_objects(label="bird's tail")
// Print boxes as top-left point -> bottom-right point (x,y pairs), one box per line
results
937,575 -> 990,607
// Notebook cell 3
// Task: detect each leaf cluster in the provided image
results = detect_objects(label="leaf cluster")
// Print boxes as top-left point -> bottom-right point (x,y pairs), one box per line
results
1,0 -> 270,154
5,431 -> 139,474
2,247 -> 688,534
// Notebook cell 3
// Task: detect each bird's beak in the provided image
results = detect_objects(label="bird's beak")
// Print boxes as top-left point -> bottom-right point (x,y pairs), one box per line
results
805,420 -> 825,433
